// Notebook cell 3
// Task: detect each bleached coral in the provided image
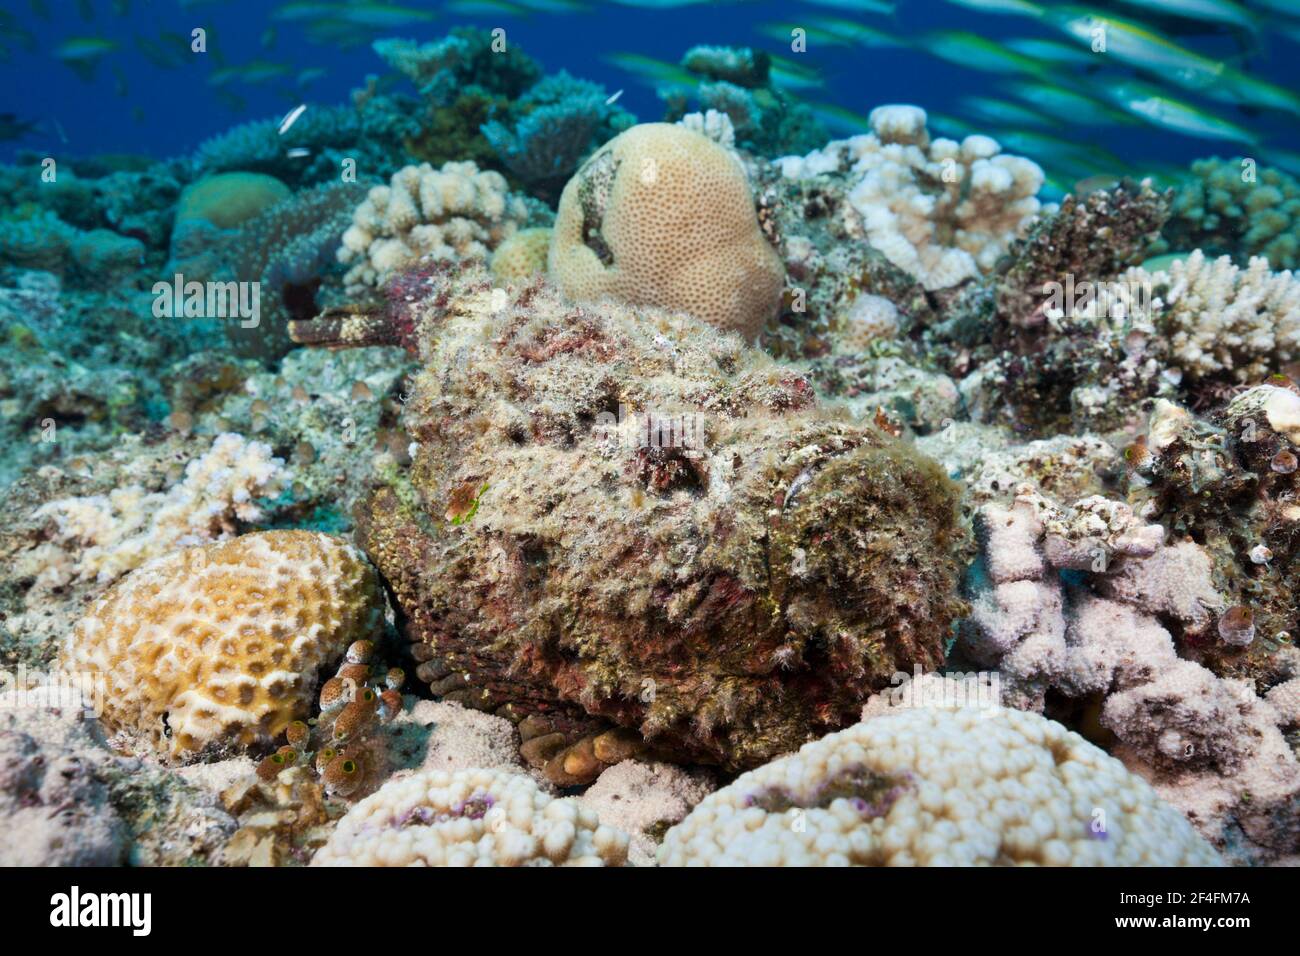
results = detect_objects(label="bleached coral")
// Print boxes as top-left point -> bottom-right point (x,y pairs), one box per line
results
579,760 -> 715,866
24,433 -> 286,589
778,105 -> 1047,291
311,768 -> 630,866
1136,251 -> 1300,384
336,161 -> 531,293
658,706 -> 1220,866
963,485 -> 1300,862
677,109 -> 736,150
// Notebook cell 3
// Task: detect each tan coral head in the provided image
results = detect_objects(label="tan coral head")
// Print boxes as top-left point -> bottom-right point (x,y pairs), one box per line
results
60,530 -> 386,763
548,122 -> 785,343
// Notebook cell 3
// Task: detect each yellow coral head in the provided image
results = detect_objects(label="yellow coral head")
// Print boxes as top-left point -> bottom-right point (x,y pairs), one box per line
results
549,123 -> 784,343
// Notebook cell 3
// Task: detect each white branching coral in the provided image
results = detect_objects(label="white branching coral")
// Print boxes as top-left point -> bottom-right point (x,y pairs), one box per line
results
25,433 -> 287,588
778,104 -> 1047,290
311,768 -> 630,866
677,109 -> 736,150
658,706 -> 1221,866
336,161 -> 531,293
1134,251 -> 1300,383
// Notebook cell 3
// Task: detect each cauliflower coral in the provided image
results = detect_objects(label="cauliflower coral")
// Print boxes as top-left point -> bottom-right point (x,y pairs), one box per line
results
658,706 -> 1221,866
337,160 -> 532,293
778,104 -> 1047,291
312,768 -> 630,866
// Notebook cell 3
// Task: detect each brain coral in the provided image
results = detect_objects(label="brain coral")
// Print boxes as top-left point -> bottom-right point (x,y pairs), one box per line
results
548,122 -> 784,341
337,160 -> 533,294
174,172 -> 291,231
658,707 -> 1222,866
311,768 -> 629,866
60,530 -> 385,763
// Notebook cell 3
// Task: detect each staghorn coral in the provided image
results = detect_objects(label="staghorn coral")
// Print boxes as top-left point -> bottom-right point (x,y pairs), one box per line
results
311,767 -> 629,866
1160,157 -> 1300,271
777,105 -> 1048,292
337,161 -> 534,295
22,432 -> 287,589
294,265 -> 967,771
59,530 -> 385,763
658,706 -> 1221,866
549,123 -> 784,342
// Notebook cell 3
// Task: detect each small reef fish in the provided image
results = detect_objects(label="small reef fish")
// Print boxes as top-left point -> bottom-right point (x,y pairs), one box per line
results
769,54 -> 825,90
297,66 -> 327,87
55,36 -> 118,81
1099,79 -> 1259,144
1207,67 -> 1300,117
278,103 -> 308,135
208,61 -> 293,87
603,52 -> 696,93
808,101 -> 873,135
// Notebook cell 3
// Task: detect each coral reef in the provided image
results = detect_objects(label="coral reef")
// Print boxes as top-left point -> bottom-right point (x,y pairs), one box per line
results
579,760 -> 715,866
961,483 -> 1300,863
482,71 -> 635,200
311,768 -> 630,866
295,266 -> 967,771
59,530 -> 385,762
776,105 -> 1048,292
658,706 -> 1221,866
549,123 -> 784,341
22,432 -> 287,589
337,161 -> 534,295
664,45 -> 827,157
1160,157 -> 1299,271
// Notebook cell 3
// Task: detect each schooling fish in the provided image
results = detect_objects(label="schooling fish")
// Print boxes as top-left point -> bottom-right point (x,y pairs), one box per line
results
769,55 -> 825,90
208,60 -> 293,87
55,37 -> 118,81
802,17 -> 907,48
1109,0 -> 1259,36
1099,79 -> 1258,144
1033,6 -> 1227,93
603,52 -> 697,92
1004,37 -> 1096,67
807,101 -> 873,134
1002,81 -> 1138,127
297,66 -> 327,87
958,96 -> 1058,130
797,0 -> 896,14
941,0 -> 1041,17
920,30 -> 1045,75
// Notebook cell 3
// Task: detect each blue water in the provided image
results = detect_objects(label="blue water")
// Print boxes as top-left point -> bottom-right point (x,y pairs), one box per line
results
4,0 -> 1300,180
